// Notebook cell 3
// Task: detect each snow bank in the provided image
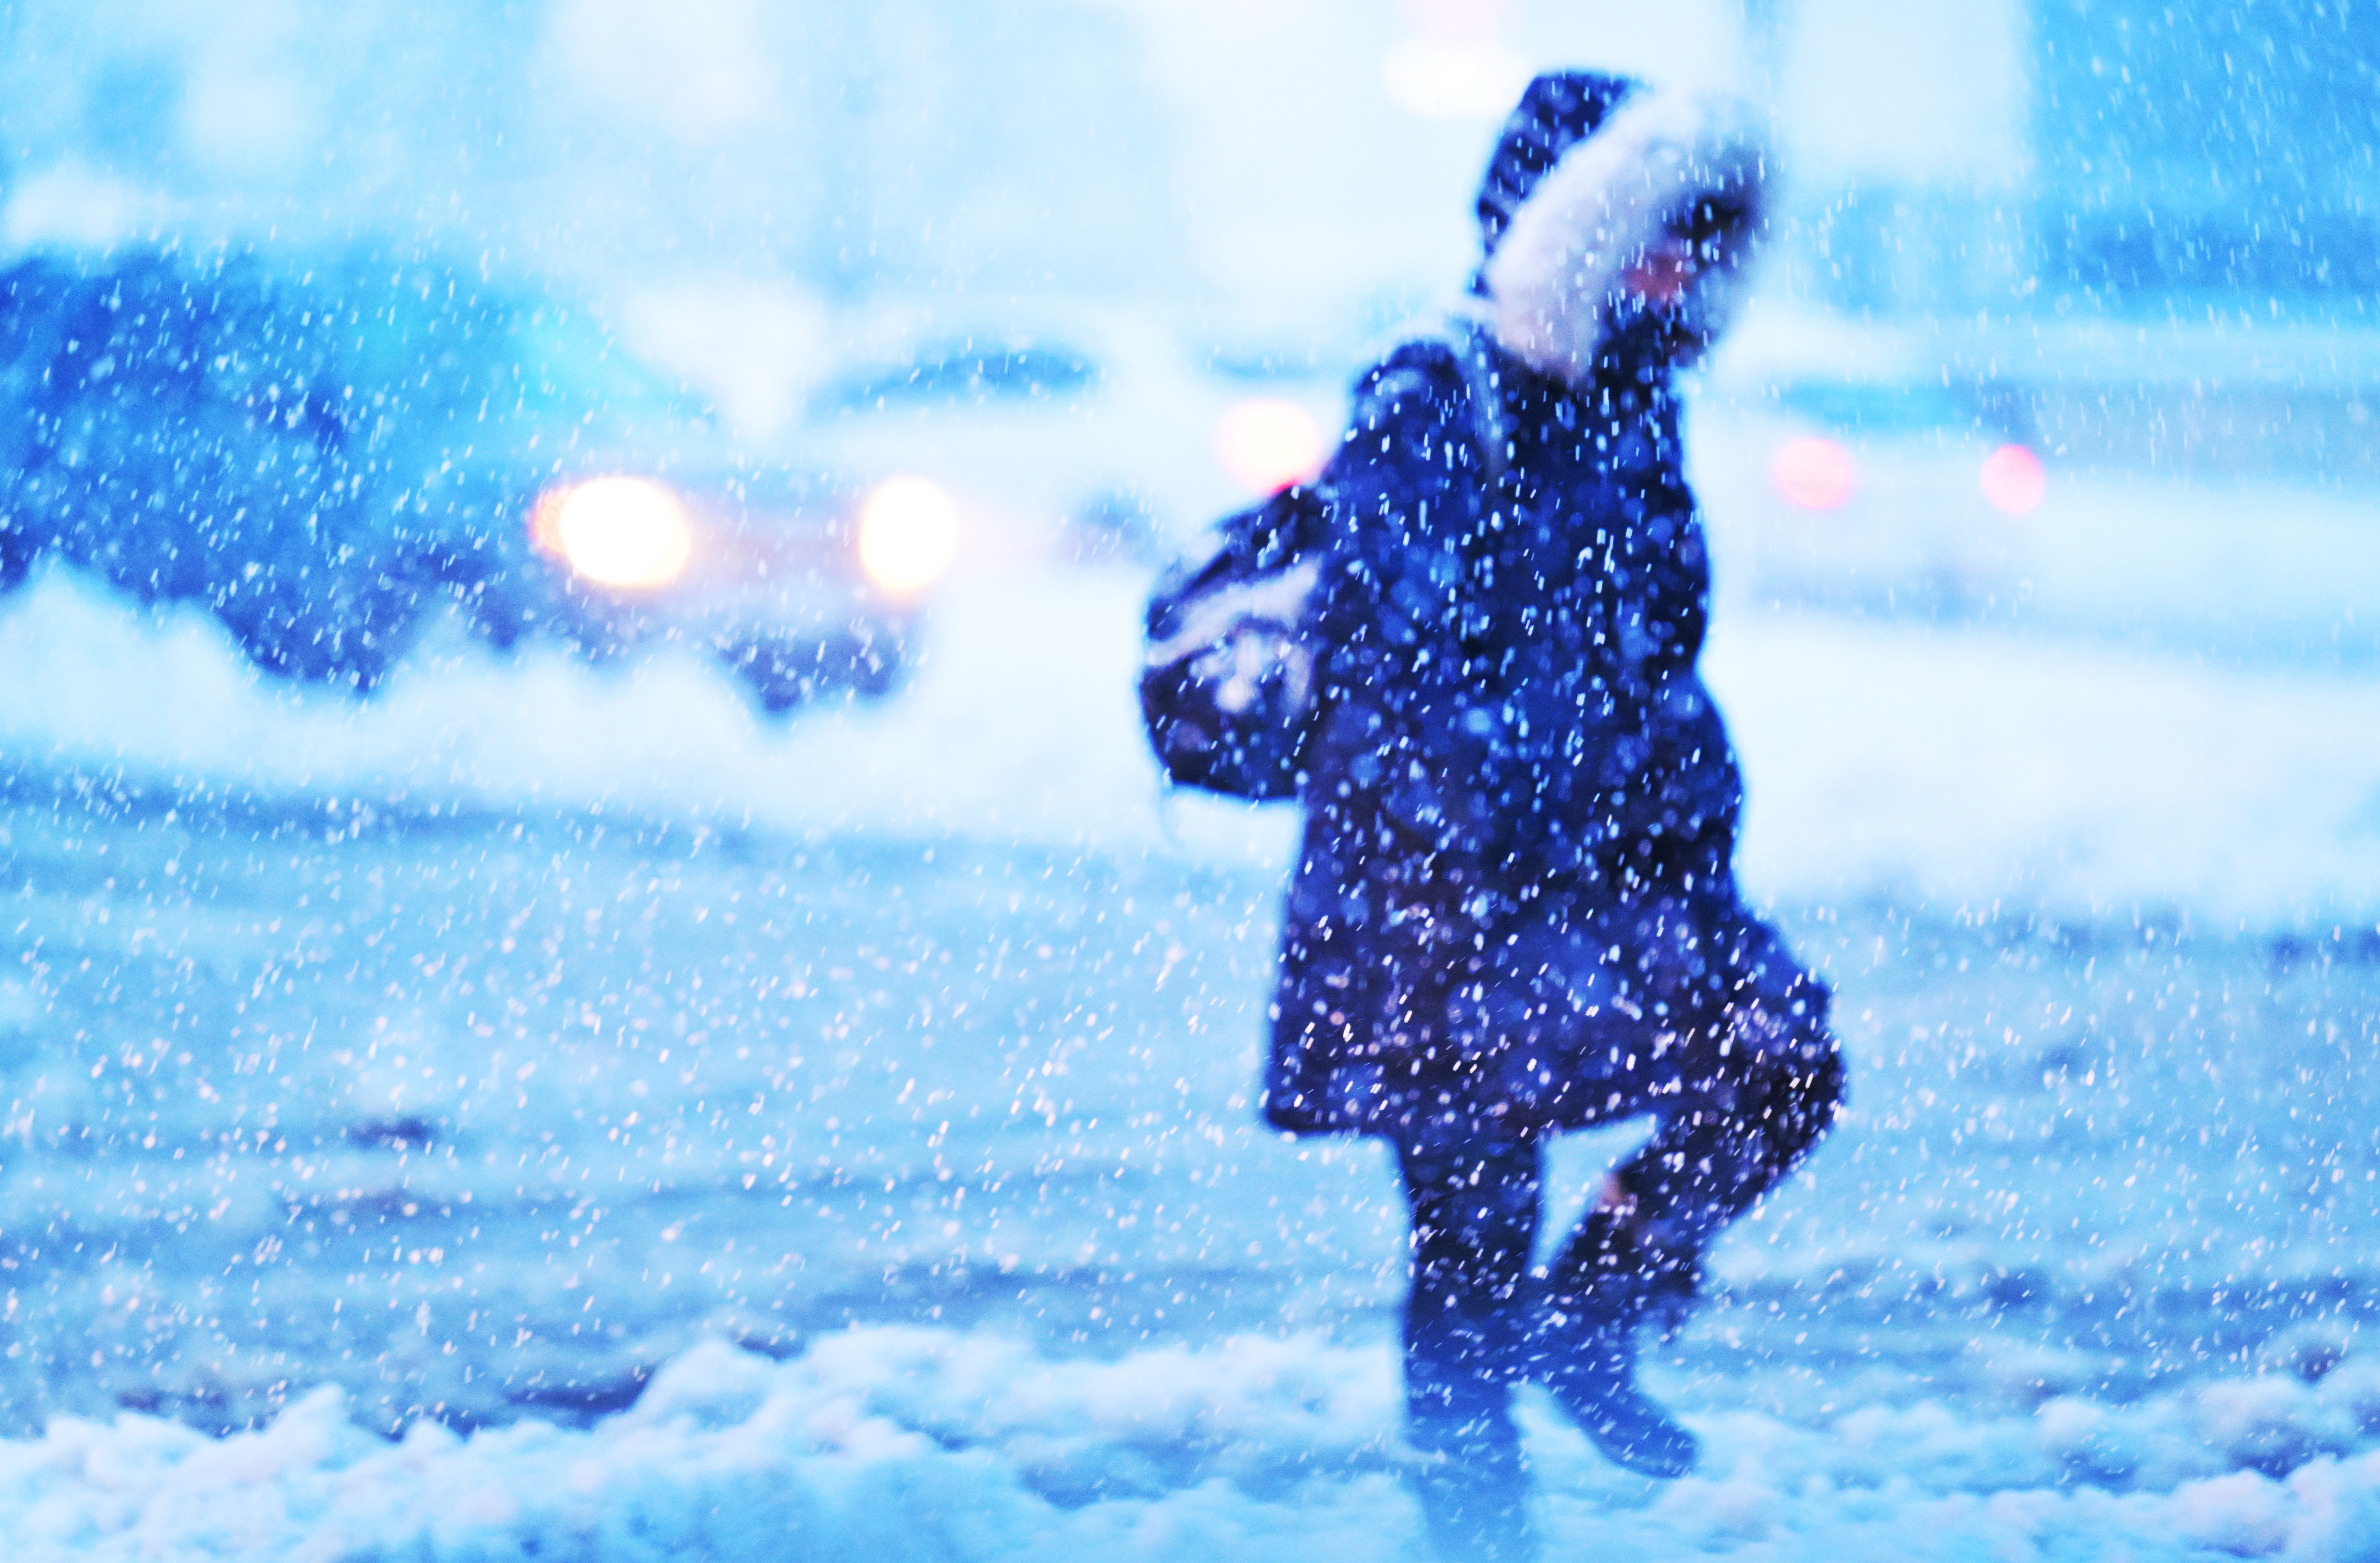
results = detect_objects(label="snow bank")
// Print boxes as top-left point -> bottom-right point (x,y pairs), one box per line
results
7,1327 -> 2379,1562
3,557 -> 2378,928
1707,613 -> 2380,928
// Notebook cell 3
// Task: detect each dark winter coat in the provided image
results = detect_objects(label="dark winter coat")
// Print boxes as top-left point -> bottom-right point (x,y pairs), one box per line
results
1264,88 -> 1816,1140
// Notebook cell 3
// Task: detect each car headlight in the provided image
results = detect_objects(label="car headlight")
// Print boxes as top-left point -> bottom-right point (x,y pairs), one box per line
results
858,476 -> 959,596
532,476 -> 694,590
1216,398 -> 1325,494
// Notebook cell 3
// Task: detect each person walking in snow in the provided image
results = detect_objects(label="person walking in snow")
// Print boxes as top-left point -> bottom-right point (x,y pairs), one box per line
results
1261,72 -> 1844,1555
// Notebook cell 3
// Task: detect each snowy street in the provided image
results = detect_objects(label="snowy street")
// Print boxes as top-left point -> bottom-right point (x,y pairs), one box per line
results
1,0 -> 2377,1546
3,561 -> 2379,1556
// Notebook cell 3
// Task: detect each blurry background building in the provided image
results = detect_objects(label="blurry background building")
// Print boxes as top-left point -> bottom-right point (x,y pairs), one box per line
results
6,0 -> 2372,324
1761,0 -> 2380,323
0,0 -> 1184,300
0,0 -> 2372,493
2029,0 -> 2380,314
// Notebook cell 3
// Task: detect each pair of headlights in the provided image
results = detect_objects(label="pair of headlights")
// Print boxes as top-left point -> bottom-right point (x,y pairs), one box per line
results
532,475 -> 962,596
534,394 -> 1336,594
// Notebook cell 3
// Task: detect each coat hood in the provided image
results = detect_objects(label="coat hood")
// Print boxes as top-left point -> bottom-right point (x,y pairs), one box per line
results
1475,70 -> 1642,262
1478,88 -> 1770,385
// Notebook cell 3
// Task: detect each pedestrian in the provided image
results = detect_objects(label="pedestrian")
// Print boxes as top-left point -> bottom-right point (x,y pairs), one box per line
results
1261,72 -> 1844,1557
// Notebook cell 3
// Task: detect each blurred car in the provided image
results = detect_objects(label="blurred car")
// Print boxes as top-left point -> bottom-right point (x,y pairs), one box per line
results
1693,351 -> 2050,618
0,249 -> 954,707
796,303 -> 1347,563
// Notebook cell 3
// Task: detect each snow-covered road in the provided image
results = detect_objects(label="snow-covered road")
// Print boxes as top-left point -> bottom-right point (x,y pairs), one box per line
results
4,775 -> 2378,1560
2,556 -> 2379,1558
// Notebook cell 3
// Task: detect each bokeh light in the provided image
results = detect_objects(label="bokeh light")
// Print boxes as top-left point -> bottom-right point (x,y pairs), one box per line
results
536,476 -> 695,589
1216,398 -> 1327,494
1980,444 -> 2048,515
859,476 -> 962,596
1772,436 -> 1858,510
1381,39 -> 1529,119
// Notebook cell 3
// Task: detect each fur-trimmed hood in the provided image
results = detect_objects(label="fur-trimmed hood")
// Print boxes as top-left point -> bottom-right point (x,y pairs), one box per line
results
1479,88 -> 1770,384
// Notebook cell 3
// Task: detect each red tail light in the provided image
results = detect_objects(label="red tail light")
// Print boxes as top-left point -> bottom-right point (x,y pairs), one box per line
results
1980,445 -> 2046,515
1773,437 -> 1857,510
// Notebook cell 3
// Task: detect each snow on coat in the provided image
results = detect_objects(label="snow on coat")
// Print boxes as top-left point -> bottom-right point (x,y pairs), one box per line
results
1264,87 -> 1826,1140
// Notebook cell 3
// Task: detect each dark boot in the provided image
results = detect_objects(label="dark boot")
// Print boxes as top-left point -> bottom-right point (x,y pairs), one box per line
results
1393,1128 -> 1545,1556
1533,1207 -> 1699,1479
1406,1378 -> 1539,1563
1537,1321 -> 1697,1480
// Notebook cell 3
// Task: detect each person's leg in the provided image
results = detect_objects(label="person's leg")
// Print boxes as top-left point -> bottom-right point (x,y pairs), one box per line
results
1396,1124 -> 1543,1561
1554,965 -> 1844,1300
1600,1024 -> 1845,1254
1536,967 -> 1844,1476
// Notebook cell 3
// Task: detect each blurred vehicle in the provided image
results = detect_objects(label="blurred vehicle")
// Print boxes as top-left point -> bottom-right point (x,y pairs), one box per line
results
1694,354 -> 2049,618
796,303 -> 1345,563
0,250 -> 953,707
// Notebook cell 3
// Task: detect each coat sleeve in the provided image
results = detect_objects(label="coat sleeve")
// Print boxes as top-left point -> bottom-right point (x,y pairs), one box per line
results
1307,340 -> 1491,669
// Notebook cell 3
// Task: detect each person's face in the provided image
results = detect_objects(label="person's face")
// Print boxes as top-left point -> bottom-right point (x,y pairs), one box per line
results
1615,229 -> 1700,308
1599,222 -> 1724,373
